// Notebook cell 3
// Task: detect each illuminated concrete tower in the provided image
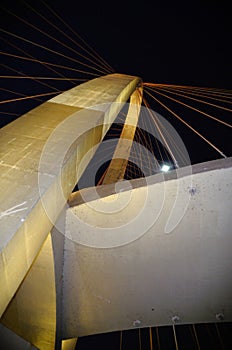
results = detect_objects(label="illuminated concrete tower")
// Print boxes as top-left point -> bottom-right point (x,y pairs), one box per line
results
0,74 -> 231,349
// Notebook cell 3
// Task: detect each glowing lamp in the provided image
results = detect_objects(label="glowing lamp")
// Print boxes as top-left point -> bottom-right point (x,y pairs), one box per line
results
161,164 -> 171,172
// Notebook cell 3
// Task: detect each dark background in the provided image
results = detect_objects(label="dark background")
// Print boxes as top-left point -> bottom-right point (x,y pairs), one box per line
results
72,0 -> 231,88
0,0 -> 231,164
1,0 -> 231,86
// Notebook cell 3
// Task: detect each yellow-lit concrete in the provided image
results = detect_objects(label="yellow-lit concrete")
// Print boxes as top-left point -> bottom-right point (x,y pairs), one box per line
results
0,73 -> 141,318
0,74 -> 142,348
1,233 -> 56,350
102,87 -> 143,184
64,158 -> 232,337
61,338 -> 77,350
1,73 -> 231,348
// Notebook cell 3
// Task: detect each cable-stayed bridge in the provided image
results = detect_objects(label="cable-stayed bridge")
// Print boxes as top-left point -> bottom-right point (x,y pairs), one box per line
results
0,73 -> 231,350
0,2 -> 232,349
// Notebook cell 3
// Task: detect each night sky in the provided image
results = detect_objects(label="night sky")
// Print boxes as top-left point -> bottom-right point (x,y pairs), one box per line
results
1,0 -> 231,86
0,1 -> 232,348
0,0 -> 231,164
72,0 -> 231,88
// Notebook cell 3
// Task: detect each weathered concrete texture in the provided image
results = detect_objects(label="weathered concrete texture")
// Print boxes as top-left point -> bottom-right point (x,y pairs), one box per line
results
68,156 -> 232,207
0,102 -> 81,319
50,74 -> 141,109
1,233 -> 56,350
64,157 -> 232,337
0,73 -> 141,318
0,73 -> 142,348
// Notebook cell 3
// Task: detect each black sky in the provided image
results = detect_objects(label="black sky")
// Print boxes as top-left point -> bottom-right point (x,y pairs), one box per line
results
1,1 -> 231,86
73,0 -> 231,88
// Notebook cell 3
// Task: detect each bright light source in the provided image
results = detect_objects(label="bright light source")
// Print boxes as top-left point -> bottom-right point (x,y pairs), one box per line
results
161,164 -> 171,172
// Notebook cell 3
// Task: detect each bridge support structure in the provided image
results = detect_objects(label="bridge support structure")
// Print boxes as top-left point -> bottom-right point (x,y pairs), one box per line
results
0,74 -> 232,349
0,74 -> 142,349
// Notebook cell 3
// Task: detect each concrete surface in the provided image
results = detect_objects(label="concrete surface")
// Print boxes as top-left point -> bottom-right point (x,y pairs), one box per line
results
64,157 -> 232,337
0,74 -> 142,348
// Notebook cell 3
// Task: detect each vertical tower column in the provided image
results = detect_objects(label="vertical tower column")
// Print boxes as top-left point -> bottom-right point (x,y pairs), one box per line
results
102,86 -> 143,184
